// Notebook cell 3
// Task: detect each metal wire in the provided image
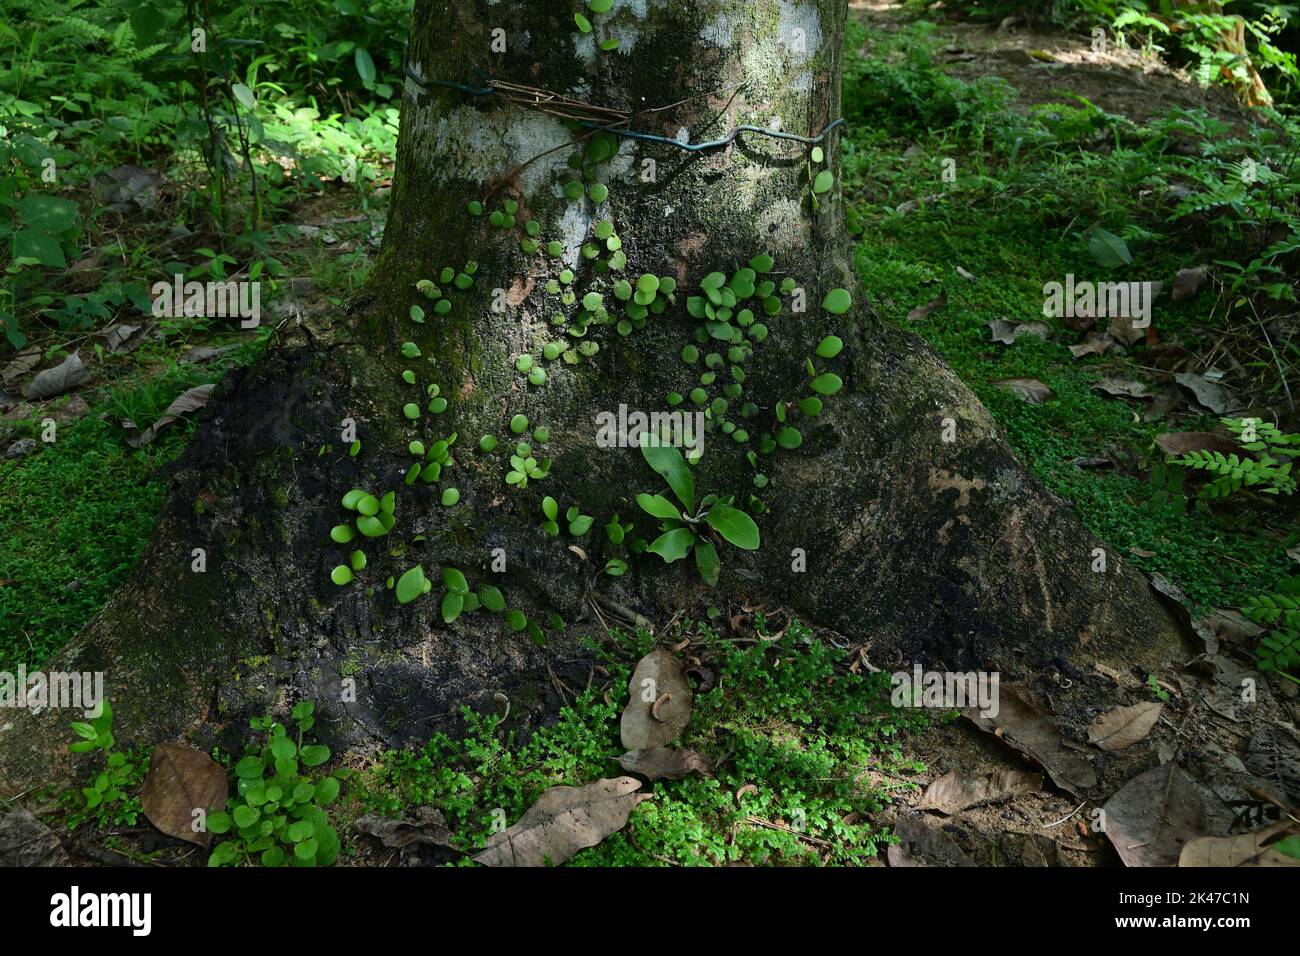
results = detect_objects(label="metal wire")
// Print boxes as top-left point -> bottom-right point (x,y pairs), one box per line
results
402,58 -> 846,152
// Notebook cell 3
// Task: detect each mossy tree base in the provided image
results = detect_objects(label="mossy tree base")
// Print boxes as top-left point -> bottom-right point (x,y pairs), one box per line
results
1,0 -> 1190,796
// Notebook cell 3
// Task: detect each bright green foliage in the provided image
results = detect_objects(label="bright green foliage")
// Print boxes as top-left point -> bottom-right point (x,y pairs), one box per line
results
64,700 -> 148,829
1174,418 -> 1298,499
1241,576 -> 1300,679
360,619 -> 930,866
635,434 -> 759,585
206,702 -> 345,867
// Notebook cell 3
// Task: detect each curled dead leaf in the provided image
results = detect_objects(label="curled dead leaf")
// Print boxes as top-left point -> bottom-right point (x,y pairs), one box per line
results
1107,314 -> 1147,347
988,318 -> 1049,345
1,346 -> 41,386
965,685 -> 1097,796
23,352 -> 89,401
651,692 -> 672,721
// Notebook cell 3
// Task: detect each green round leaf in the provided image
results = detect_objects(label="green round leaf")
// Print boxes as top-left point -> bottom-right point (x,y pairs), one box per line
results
822,288 -> 852,314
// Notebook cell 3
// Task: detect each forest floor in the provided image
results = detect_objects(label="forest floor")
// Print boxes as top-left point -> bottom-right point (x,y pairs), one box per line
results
2,3 -> 1297,866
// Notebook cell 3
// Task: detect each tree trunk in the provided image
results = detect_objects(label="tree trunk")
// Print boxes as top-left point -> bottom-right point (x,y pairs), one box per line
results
0,0 -> 1189,794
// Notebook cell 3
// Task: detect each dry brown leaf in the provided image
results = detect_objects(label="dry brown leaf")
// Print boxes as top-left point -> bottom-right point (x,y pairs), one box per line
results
1092,377 -> 1149,399
966,685 -> 1097,796
140,742 -> 228,847
987,319 -> 1049,345
1174,372 -> 1240,415
1068,332 -> 1116,358
1200,608 -> 1264,646
119,383 -> 214,448
1102,764 -> 1215,867
0,805 -> 69,866
471,777 -> 650,867
620,648 -> 692,749
1179,823 -> 1300,867
355,810 -> 456,853
906,288 -> 947,322
1107,314 -> 1146,347
1142,385 -> 1184,423
1149,572 -> 1218,654
23,352 -> 89,400
619,747 -> 713,781
1154,431 -> 1245,458
1087,701 -> 1163,751
916,769 -> 1042,815
1,346 -> 41,386
1171,266 -> 1208,302
994,377 -> 1053,405
181,345 -> 241,363
887,813 -> 976,867
104,324 -> 143,353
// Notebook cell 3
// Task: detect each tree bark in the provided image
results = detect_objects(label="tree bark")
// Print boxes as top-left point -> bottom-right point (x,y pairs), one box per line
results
0,0 -> 1189,794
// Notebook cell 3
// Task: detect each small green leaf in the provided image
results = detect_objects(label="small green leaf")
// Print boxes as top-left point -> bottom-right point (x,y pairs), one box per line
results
647,528 -> 696,563
301,744 -> 330,767
441,591 -> 464,624
810,373 -> 843,396
478,585 -> 506,613
396,565 -> 426,605
636,493 -> 681,520
1088,226 -> 1133,268
815,335 -> 843,358
443,567 -> 469,595
704,504 -> 760,550
639,432 -> 694,513
354,47 -> 376,85
695,538 -> 720,585
822,288 -> 852,314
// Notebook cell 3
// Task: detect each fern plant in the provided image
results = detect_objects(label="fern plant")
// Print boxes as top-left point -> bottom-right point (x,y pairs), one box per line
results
1241,575 -> 1300,683
1173,417 -> 1298,499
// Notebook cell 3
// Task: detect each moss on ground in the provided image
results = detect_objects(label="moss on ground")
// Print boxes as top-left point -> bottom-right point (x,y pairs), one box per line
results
842,18 -> 1294,612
